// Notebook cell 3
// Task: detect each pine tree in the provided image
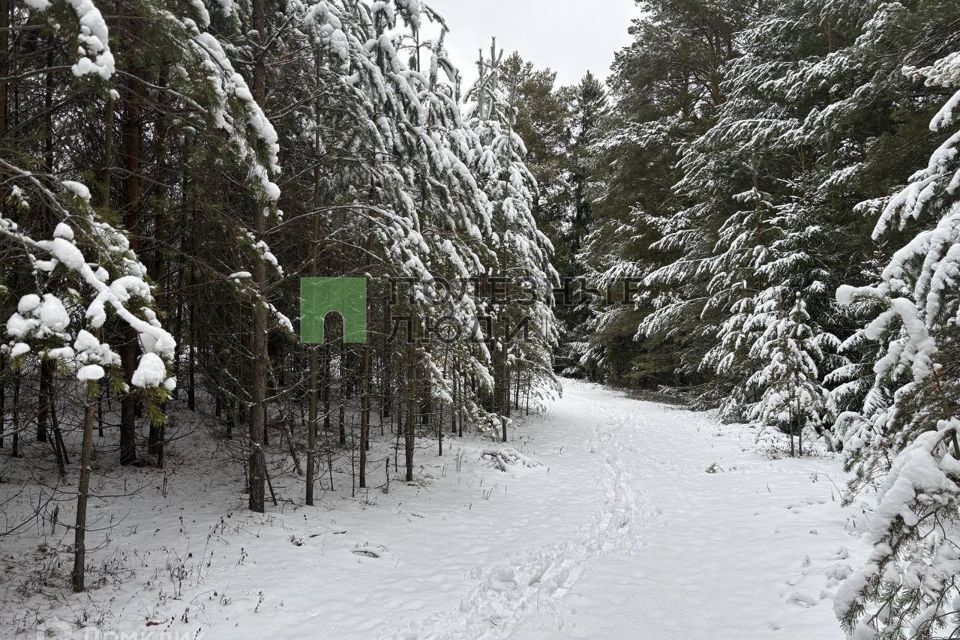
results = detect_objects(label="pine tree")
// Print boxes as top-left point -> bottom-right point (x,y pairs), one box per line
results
579,0 -> 758,388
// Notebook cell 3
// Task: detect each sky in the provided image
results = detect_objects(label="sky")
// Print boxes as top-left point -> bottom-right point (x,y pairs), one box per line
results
425,0 -> 642,88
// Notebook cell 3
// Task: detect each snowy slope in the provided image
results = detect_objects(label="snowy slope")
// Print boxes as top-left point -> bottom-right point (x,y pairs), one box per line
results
4,381 -> 869,639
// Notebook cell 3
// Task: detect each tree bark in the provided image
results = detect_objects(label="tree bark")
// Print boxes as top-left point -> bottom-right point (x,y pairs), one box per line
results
47,381 -> 69,475
501,335 -> 509,443
405,346 -> 416,482
148,68 -> 169,457
247,0 -> 269,512
322,341 -> 331,432
338,352 -> 346,447
72,385 -> 98,592
0,357 -> 5,450
10,375 -> 18,458
99,93 -> 114,206
37,360 -> 51,442
0,0 -> 7,452
359,341 -> 370,488
307,345 -> 318,505
0,0 -> 7,148
119,19 -> 144,466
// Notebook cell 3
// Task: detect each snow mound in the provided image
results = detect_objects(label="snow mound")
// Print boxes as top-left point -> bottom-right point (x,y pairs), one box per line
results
480,448 -> 543,472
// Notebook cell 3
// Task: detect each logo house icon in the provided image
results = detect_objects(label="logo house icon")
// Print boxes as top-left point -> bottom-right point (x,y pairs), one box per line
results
300,277 -> 368,345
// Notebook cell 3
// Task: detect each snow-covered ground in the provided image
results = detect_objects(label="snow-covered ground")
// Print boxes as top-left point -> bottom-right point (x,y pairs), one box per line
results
3,381 -> 870,639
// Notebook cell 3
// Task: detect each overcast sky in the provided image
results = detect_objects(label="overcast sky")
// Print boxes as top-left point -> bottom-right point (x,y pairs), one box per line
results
426,0 -> 642,88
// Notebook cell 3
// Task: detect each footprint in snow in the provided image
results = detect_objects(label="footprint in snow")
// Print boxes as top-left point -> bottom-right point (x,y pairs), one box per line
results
787,591 -> 818,607
825,563 -> 853,582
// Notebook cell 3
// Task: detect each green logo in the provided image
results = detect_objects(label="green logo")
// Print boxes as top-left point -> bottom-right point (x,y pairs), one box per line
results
300,277 -> 367,344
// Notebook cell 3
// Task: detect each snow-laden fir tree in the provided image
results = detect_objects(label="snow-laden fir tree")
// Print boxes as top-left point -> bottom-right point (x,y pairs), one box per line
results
835,49 -> 960,640
628,0 -> 946,424
464,40 -> 560,438
747,294 -> 832,456
637,0 -> 866,414
578,0 -> 761,388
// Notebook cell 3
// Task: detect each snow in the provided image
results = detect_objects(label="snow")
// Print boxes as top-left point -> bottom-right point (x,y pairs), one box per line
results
61,181 -> 91,202
1,221 -> 175,371
0,381 -> 869,639
187,0 -> 211,27
46,346 -> 75,361
77,364 -> 105,381
28,293 -> 71,334
53,222 -> 75,240
72,329 -> 120,370
4,313 -> 31,339
16,293 -> 41,315
10,342 -> 30,358
25,0 -> 115,79
50,236 -> 87,270
73,329 -> 101,353
130,352 -> 167,388
38,295 -> 69,331
188,31 -> 280,202
64,0 -> 115,79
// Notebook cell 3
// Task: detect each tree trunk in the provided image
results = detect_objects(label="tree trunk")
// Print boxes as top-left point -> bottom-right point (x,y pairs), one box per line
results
501,337 -> 509,443
247,0 -> 269,513
514,371 -> 520,411
338,354 -> 346,447
359,341 -> 370,489
0,0 -> 6,452
382,302 -> 392,418
11,375 -> 18,458
99,92 -> 114,206
37,360 -> 51,442
451,369 -> 458,435
188,290 -> 196,411
502,338 -> 510,419
322,342 -> 331,432
0,359 -> 4,451
37,43 -> 56,447
0,0 -> 7,148
119,21 -> 144,466
405,347 -> 416,482
148,69 -> 169,457
307,345 -> 318,505
47,382 -> 68,475
796,397 -> 803,457
72,385 -> 98,592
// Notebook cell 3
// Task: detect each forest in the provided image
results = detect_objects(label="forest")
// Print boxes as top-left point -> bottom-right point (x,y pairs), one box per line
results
2,0 -> 960,638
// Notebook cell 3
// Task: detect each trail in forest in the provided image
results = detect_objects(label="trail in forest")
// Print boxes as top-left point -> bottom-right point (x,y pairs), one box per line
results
393,381 -> 868,640
5,382 -> 867,640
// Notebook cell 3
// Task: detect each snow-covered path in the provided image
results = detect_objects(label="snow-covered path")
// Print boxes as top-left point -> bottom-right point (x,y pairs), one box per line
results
511,383 -> 864,640
378,381 -> 865,640
7,381 -> 867,639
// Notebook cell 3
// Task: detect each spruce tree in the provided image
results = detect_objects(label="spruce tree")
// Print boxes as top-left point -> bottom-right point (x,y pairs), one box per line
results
836,48 -> 960,639
748,294 -> 832,456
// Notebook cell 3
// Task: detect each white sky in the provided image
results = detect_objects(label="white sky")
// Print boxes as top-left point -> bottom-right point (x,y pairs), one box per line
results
425,0 -> 642,88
